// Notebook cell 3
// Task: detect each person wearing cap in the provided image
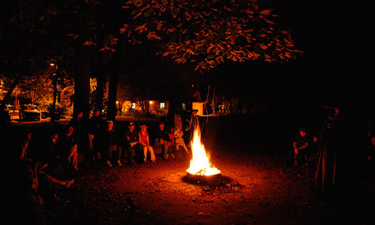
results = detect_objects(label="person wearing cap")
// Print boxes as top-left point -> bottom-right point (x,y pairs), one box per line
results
102,120 -> 122,167
155,121 -> 171,160
124,122 -> 139,165
138,124 -> 156,163
292,128 -> 310,167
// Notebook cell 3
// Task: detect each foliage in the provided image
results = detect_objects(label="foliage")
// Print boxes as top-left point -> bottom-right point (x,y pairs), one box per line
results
122,0 -> 303,72
1,0 -> 303,115
0,0 -> 123,77
0,65 -> 74,111
0,0 -> 120,110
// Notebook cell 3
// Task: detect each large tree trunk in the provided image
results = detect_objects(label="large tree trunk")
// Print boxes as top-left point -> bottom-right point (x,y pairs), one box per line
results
106,39 -> 125,121
74,45 -> 92,117
92,54 -> 106,116
96,67 -> 106,115
74,1 -> 94,119
107,64 -> 119,121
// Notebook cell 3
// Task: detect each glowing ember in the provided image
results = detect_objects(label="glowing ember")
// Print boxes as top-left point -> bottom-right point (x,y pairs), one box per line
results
186,124 -> 221,176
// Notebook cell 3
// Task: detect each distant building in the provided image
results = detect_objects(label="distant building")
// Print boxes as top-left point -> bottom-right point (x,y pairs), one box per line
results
120,100 -> 169,116
192,102 -> 205,116
115,82 -> 197,117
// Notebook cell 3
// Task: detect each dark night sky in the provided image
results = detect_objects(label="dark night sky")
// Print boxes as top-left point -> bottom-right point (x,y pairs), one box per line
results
261,1 -> 371,109
199,0 -> 373,121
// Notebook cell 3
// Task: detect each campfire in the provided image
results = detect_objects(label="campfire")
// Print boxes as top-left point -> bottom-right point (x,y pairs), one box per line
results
186,124 -> 221,177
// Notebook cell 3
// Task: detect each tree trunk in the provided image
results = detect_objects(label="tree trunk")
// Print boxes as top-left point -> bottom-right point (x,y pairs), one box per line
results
96,71 -> 105,114
107,64 -> 119,121
74,44 -> 92,118
73,0 -> 94,119
51,66 -> 58,123
106,39 -> 125,121
94,61 -> 106,115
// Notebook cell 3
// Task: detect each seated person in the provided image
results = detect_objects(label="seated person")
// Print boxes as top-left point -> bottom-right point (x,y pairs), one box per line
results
124,122 -> 139,165
139,124 -> 156,163
59,124 -> 79,171
174,126 -> 190,156
292,128 -> 310,167
100,120 -> 122,167
154,121 -> 171,160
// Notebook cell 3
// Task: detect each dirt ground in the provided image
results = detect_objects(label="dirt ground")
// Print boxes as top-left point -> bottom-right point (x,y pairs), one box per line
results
68,144 -> 321,225
10,117 -> 375,225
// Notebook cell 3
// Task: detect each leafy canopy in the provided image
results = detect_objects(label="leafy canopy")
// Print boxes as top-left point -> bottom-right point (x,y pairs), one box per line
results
122,0 -> 303,72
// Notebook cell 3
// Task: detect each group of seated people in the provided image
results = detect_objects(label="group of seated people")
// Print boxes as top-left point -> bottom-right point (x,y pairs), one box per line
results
66,109 -> 192,169
94,120 -> 190,167
11,109 -> 192,224
13,125 -> 79,224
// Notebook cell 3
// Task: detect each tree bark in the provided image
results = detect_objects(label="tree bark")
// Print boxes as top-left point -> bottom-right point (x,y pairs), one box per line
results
73,0 -> 94,119
74,43 -> 92,118
107,63 -> 119,121
96,68 -> 106,115
106,39 -> 125,121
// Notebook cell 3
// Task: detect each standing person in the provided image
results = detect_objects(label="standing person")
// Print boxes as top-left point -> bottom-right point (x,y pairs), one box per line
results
315,106 -> 355,200
138,124 -> 156,163
292,128 -> 310,167
101,120 -> 122,167
124,122 -> 139,165
155,121 -> 171,160
315,107 -> 340,196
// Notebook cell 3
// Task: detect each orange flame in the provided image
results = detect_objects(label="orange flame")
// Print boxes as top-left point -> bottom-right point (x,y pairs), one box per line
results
186,124 -> 221,176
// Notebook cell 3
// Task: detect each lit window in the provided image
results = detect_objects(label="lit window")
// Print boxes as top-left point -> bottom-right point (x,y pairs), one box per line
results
182,103 -> 186,110
131,102 -> 136,109
160,102 -> 165,109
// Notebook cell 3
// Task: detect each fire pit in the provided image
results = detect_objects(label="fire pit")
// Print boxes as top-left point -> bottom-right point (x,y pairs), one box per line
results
186,123 -> 221,185
186,172 -> 222,185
